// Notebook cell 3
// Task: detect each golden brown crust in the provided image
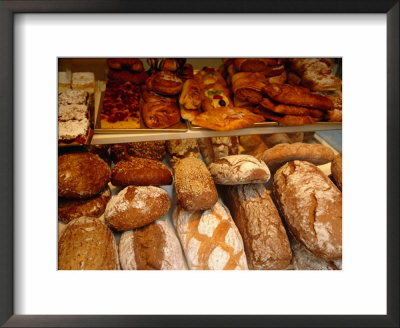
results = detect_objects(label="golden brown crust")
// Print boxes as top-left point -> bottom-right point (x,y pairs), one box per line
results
262,133 -> 292,148
239,135 -> 265,153
174,157 -> 218,211
107,58 -> 144,72
262,83 -> 334,110
196,138 -> 215,166
104,186 -> 171,231
58,153 -> 111,199
273,161 -> 342,261
232,72 -> 268,104
287,71 -> 302,85
111,157 -> 172,187
261,142 -> 335,173
58,186 -> 111,223
148,71 -> 183,96
260,97 -> 325,117
179,79 -> 202,110
301,71 -> 342,91
234,58 -> 278,72
221,183 -> 292,269
331,152 -> 342,191
142,89 -> 176,103
141,100 -> 181,129
58,217 -> 119,270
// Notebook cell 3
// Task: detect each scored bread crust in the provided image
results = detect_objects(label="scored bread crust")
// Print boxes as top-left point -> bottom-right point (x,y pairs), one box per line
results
209,155 -> 271,185
273,160 -> 342,261
119,221 -> 184,270
111,157 -> 172,187
58,186 -> 111,223
58,217 -> 119,270
173,202 -> 248,270
261,142 -> 335,173
104,186 -> 171,231
221,183 -> 292,269
58,152 -> 111,199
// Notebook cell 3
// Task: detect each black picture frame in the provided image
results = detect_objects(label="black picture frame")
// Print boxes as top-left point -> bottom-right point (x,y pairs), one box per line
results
1,1 -> 398,327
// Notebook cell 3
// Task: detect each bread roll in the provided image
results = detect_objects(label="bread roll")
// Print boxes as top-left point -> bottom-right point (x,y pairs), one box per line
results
209,155 -> 271,185
58,217 -> 119,270
197,138 -> 215,166
239,135 -> 265,153
111,157 -> 172,187
104,186 -> 171,231
210,136 -> 239,160
119,221 -> 184,270
261,142 -> 335,173
221,184 -> 292,269
174,157 -> 218,211
173,202 -> 248,270
58,152 -> 111,199
261,133 -> 292,148
58,186 -> 111,223
127,141 -> 166,161
331,152 -> 342,191
166,139 -> 201,168
273,160 -> 342,261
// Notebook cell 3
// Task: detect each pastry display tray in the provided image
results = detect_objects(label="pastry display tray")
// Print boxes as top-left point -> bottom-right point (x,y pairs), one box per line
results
188,121 -> 341,130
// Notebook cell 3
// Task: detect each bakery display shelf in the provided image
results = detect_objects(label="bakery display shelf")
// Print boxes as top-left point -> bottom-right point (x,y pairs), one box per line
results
91,121 -> 341,144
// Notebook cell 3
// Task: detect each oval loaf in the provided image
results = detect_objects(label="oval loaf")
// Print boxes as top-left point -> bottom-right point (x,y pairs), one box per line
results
273,160 -> 342,261
58,217 -> 119,270
209,154 -> 271,185
104,186 -> 171,231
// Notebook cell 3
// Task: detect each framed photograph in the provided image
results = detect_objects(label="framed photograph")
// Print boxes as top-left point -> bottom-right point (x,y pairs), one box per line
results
1,1 -> 398,327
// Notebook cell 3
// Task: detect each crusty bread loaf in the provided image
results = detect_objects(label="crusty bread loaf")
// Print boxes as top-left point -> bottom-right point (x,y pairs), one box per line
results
119,220 -> 184,270
331,152 -> 342,191
174,157 -> 218,211
104,186 -> 171,231
210,136 -> 239,160
209,155 -> 271,185
166,139 -> 201,168
58,186 -> 111,223
111,157 -> 172,187
273,160 -> 342,261
261,142 -> 335,173
173,201 -> 248,270
58,217 -> 119,270
261,133 -> 292,148
58,152 -> 111,199
197,138 -> 215,166
220,183 -> 292,269
239,135 -> 265,153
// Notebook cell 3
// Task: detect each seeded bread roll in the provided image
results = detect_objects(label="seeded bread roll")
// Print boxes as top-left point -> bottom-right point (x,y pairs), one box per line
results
119,220 -> 184,270
261,142 -> 335,173
209,155 -> 271,185
111,157 -> 172,187
173,201 -> 248,270
331,152 -> 342,191
220,183 -> 292,269
58,217 -> 119,270
58,152 -> 111,199
104,186 -> 171,231
58,186 -> 111,223
273,160 -> 342,261
174,157 -> 218,211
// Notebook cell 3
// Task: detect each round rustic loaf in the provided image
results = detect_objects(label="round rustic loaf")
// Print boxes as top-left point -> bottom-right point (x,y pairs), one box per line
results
58,152 -> 111,199
208,154 -> 271,185
104,186 -> 171,231
119,220 -> 184,270
331,152 -> 342,191
58,217 -> 119,270
111,157 -> 172,187
273,160 -> 342,261
58,186 -> 111,223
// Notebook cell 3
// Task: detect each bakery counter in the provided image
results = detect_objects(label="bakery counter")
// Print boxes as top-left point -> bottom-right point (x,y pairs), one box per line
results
91,122 -> 341,144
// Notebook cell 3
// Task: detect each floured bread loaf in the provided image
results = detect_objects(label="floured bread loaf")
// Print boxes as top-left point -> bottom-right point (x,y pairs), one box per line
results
104,186 -> 170,231
209,155 -> 271,185
119,220 -> 184,270
273,160 -> 342,261
331,152 -> 342,191
174,157 -> 218,211
221,183 -> 292,269
173,202 -> 248,270
58,217 -> 119,270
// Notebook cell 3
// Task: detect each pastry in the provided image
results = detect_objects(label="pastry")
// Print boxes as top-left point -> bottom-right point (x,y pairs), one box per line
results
147,71 -> 183,96
232,72 -> 268,104
233,58 -> 278,72
71,72 -> 95,94
58,71 -> 71,93
107,58 -> 144,72
107,69 -> 148,84
104,186 -> 171,231
141,99 -> 181,129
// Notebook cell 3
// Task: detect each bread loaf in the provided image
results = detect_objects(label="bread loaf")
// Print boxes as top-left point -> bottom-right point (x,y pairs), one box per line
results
331,152 -> 342,191
58,186 -> 111,223
197,137 -> 239,166
58,217 -> 119,270
104,186 -> 171,231
273,160 -> 342,261
166,139 -> 200,168
208,155 -> 271,185
173,201 -> 248,270
261,142 -> 335,173
174,157 -> 218,211
58,152 -> 111,199
220,184 -> 292,269
119,220 -> 184,270
111,157 -> 172,187
239,135 -> 265,153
